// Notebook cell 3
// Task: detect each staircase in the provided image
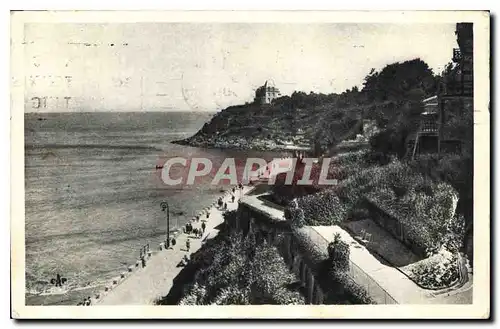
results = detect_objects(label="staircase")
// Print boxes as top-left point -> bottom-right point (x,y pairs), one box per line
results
405,139 -> 416,159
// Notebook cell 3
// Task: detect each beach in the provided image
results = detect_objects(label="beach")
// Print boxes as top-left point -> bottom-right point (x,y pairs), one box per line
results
24,111 -> 281,305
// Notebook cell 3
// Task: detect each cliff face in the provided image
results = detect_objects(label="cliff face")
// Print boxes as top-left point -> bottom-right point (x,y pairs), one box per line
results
173,99 -> 364,152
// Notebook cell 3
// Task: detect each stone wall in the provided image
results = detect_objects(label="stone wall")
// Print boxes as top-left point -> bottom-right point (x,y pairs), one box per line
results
233,201 -> 324,304
364,197 -> 427,257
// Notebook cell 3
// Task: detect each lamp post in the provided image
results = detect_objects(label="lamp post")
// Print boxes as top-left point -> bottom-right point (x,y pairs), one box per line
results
160,201 -> 170,249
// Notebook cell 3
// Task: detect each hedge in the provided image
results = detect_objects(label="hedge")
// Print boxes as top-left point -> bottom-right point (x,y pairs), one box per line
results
290,189 -> 348,226
368,182 -> 460,254
336,160 -> 437,217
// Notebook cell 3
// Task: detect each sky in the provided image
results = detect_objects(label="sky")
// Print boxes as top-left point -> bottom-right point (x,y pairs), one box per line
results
22,23 -> 457,112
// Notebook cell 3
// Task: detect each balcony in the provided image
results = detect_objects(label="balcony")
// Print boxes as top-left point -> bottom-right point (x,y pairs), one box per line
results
420,121 -> 439,134
452,48 -> 462,63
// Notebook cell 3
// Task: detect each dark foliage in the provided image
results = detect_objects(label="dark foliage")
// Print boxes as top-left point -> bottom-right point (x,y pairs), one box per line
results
175,231 -> 305,305
362,58 -> 437,103
327,233 -> 350,271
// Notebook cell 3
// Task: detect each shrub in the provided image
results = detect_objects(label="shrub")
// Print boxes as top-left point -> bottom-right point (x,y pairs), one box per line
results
443,214 -> 466,253
179,282 -> 208,305
409,153 -> 473,226
210,286 -> 250,305
363,150 -> 391,166
178,230 -> 306,305
369,126 -> 409,158
409,253 -> 459,289
337,160 -> 439,221
292,226 -> 330,265
368,182 -> 459,254
288,207 -> 306,228
327,233 -> 350,272
318,261 -> 374,304
331,272 -> 375,305
293,189 -> 348,226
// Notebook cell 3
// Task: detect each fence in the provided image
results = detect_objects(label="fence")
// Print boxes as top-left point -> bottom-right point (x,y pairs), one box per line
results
238,190 -> 399,305
310,228 -> 398,304
348,260 -> 398,304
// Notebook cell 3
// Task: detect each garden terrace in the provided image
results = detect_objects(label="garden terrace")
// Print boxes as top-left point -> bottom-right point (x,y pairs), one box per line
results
363,197 -> 427,257
364,181 -> 459,257
233,193 -> 471,304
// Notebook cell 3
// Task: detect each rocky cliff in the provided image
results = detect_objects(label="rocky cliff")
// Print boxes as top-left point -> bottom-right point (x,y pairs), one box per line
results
173,98 -> 365,152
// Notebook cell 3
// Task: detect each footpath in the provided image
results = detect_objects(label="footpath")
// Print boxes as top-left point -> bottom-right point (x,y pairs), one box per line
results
93,157 -> 298,305
95,185 -> 252,305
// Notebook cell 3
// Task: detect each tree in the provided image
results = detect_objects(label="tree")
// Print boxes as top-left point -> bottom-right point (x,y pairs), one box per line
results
362,59 -> 437,103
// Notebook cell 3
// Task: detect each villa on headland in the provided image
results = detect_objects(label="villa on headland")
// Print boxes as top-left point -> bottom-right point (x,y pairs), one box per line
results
254,80 -> 281,105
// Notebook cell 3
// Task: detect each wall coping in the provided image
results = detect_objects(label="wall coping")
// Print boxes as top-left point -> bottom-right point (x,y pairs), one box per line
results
239,194 -> 286,222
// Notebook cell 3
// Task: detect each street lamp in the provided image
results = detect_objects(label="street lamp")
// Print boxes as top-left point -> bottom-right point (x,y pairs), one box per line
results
160,201 -> 170,248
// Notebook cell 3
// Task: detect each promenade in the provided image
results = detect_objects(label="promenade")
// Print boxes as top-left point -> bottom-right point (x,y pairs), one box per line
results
96,186 -> 252,305
93,157 -> 290,305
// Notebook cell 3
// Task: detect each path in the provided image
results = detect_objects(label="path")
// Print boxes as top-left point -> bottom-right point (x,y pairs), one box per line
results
237,192 -> 472,305
308,225 -> 472,304
93,157 -> 294,305
96,186 -> 252,305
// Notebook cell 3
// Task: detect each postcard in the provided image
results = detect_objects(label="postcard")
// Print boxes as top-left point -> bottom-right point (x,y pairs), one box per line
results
10,10 -> 490,319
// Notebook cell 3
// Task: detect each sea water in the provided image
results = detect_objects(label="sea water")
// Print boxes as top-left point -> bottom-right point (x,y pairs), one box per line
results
24,111 -> 280,305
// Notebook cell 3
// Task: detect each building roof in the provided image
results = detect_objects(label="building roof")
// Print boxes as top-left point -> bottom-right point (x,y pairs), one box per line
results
264,79 -> 276,88
422,95 -> 438,104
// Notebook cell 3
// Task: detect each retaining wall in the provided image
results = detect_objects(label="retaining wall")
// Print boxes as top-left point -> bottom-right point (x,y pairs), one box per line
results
233,195 -> 398,304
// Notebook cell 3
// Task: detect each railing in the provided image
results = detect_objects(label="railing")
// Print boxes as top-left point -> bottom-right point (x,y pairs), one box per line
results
306,227 -> 399,304
242,191 -> 399,304
452,48 -> 462,63
420,121 -> 438,133
347,260 -> 398,304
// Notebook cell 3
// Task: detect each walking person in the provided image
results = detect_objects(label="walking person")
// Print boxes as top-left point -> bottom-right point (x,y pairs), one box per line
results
201,222 -> 206,234
206,211 -> 210,219
186,238 -> 191,252
55,273 -> 62,287
181,254 -> 189,267
224,202 -> 227,210
231,194 -> 235,203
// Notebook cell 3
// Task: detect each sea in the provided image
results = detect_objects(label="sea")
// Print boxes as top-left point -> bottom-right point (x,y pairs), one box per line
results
24,111 -> 284,305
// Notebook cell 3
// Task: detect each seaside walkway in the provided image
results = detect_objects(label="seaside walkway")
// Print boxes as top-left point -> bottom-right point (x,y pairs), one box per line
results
94,157 -> 290,305
96,186 -> 253,305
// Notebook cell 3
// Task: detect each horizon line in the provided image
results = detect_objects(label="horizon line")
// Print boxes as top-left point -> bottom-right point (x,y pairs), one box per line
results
24,110 -> 219,114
